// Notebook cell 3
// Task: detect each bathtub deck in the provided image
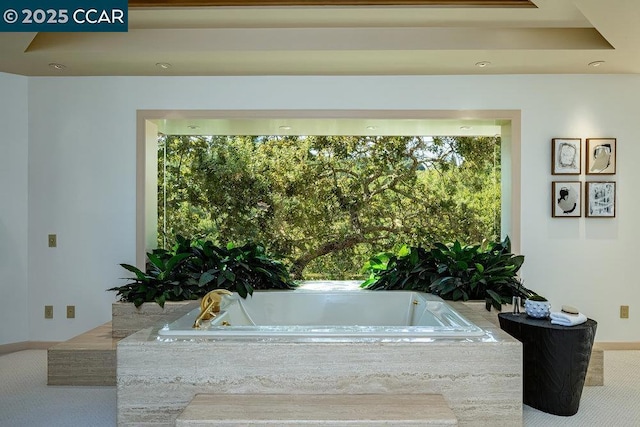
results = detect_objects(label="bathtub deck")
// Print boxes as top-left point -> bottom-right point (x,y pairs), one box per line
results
44,302 -> 603,389
47,322 -> 118,386
175,393 -> 458,426
118,301 -> 524,427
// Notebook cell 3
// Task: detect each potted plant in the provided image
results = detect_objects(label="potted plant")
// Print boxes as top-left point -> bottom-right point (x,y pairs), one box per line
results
108,238 -> 202,338
361,236 -> 538,311
108,236 -> 296,338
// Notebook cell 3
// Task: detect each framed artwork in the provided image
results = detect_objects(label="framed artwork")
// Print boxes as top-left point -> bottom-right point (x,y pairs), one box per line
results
585,181 -> 616,218
586,138 -> 616,174
552,181 -> 581,217
552,138 -> 581,175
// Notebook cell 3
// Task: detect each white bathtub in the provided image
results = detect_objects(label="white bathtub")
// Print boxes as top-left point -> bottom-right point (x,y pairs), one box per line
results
158,288 -> 485,339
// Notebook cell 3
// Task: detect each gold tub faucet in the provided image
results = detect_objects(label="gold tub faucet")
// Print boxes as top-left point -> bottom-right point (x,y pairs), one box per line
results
193,289 -> 234,329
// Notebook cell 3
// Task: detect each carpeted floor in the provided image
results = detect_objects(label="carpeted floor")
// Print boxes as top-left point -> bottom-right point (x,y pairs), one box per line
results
523,350 -> 640,426
0,350 -> 116,426
1,349 -> 638,426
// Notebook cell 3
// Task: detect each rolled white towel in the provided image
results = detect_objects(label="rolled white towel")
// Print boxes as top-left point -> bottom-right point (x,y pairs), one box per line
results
550,311 -> 587,326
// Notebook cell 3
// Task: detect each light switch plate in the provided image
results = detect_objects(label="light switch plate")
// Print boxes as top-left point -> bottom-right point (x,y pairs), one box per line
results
620,305 -> 629,319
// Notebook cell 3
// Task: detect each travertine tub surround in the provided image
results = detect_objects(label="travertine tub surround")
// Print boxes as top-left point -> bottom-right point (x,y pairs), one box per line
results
117,301 -> 522,427
112,300 -> 199,338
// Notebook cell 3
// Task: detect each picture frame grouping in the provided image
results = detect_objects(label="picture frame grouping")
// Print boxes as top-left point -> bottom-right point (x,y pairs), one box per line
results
552,181 -> 616,218
551,137 -> 617,218
552,137 -> 616,175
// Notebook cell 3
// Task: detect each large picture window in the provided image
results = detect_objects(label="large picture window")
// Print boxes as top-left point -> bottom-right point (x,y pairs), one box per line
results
157,134 -> 502,279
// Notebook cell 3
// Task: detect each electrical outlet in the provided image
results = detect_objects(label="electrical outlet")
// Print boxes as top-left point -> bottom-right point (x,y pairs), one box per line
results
45,305 -> 53,319
620,305 -> 629,319
66,305 -> 75,319
48,234 -> 57,247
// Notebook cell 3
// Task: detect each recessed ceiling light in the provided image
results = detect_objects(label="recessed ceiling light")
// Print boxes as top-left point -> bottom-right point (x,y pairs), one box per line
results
156,62 -> 172,69
279,126 -> 292,130
187,125 -> 199,130
48,63 -> 66,70
588,60 -> 605,67
460,126 -> 472,131
475,61 -> 491,68
366,126 -> 377,131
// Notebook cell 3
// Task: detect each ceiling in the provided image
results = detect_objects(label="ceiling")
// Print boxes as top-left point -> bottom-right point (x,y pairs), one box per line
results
1,0 -> 639,76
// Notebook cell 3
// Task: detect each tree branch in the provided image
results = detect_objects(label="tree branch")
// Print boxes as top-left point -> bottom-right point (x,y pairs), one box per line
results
290,235 -> 365,279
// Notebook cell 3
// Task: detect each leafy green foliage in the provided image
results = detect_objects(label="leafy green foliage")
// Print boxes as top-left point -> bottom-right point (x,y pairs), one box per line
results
108,236 -> 296,307
158,134 -> 502,279
190,240 -> 297,299
361,237 -> 537,311
108,247 -> 196,308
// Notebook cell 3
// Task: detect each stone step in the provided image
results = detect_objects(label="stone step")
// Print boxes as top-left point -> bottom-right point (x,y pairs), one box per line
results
175,393 -> 458,426
47,322 -> 118,386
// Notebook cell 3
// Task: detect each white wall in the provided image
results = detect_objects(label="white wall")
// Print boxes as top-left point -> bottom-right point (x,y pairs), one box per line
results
0,72 -> 29,345
26,75 -> 640,342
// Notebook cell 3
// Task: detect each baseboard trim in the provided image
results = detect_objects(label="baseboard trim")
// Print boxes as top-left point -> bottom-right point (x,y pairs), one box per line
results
0,341 -> 61,355
595,342 -> 640,350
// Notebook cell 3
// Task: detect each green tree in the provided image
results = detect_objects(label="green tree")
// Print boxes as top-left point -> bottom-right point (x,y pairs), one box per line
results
158,134 -> 501,279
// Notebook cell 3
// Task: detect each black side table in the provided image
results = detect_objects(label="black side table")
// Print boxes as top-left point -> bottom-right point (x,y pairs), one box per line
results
498,313 -> 597,416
